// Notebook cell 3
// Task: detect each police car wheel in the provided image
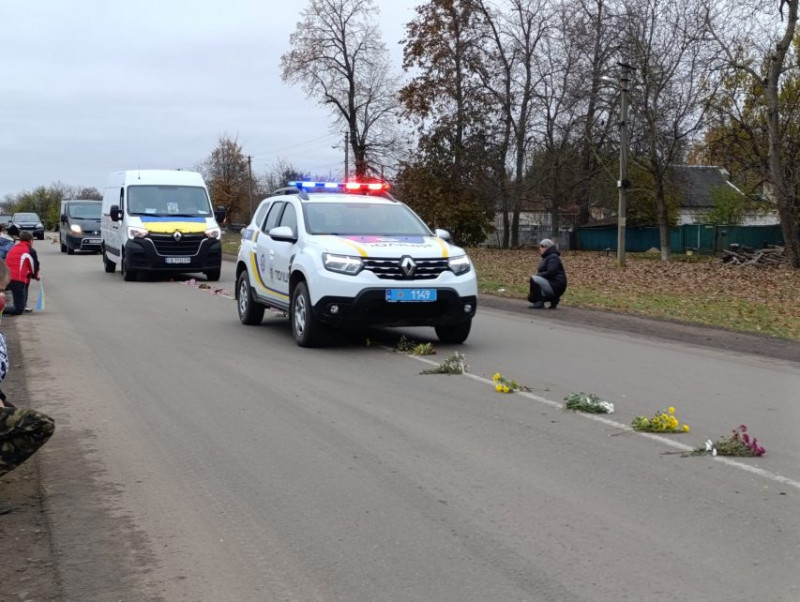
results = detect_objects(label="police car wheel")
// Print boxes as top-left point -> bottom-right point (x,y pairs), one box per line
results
434,319 -> 472,345
237,272 -> 265,325
291,281 -> 321,347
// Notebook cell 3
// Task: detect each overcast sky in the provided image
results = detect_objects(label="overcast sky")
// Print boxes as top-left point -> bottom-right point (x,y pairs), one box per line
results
0,0 -> 416,199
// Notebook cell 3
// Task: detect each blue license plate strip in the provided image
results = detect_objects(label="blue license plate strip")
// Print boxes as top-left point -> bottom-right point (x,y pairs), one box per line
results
385,288 -> 437,302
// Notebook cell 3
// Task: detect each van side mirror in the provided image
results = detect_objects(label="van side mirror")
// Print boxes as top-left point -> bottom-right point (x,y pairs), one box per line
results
60,214 -> 68,223
214,206 -> 226,224
109,205 -> 123,222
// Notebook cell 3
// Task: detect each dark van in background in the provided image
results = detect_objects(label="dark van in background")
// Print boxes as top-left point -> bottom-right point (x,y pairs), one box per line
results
60,199 -> 102,254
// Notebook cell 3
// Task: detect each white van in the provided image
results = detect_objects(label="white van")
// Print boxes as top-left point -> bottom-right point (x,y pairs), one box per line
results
101,170 -> 226,281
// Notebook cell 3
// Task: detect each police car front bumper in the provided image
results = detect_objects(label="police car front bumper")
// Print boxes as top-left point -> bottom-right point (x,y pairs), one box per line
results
312,289 -> 477,328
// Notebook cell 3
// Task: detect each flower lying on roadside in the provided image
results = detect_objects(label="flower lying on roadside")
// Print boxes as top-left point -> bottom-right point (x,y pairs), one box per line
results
693,424 -> 765,457
420,352 -> 467,375
631,406 -> 690,433
492,372 -> 531,394
396,335 -> 436,356
563,392 -> 614,414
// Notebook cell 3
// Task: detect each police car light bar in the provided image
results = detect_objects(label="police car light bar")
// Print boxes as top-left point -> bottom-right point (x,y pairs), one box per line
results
288,181 -> 340,189
287,180 -> 391,193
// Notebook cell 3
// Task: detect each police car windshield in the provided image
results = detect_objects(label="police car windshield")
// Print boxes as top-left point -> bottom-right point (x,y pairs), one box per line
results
68,203 -> 101,219
128,185 -> 211,217
304,202 -> 431,236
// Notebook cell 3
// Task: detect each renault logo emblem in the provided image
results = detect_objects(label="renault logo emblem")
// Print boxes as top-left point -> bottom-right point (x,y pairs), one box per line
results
173,231 -> 182,242
400,256 -> 416,278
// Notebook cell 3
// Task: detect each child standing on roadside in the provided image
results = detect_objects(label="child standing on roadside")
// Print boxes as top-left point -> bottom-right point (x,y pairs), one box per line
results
4,231 -> 40,315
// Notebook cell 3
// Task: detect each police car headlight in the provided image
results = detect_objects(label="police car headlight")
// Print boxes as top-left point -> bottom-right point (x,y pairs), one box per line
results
127,226 -> 149,239
323,253 -> 363,275
205,227 -> 221,239
448,255 -> 471,275
70,224 -> 83,235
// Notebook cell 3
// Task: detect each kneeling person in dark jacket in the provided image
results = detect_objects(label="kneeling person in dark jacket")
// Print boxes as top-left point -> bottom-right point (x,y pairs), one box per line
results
528,239 -> 567,309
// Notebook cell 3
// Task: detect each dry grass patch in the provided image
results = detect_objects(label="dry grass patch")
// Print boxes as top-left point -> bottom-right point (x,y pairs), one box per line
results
469,248 -> 800,340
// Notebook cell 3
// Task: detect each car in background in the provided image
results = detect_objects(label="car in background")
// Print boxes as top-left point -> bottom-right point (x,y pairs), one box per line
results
60,199 -> 102,254
8,212 -> 45,240
0,215 -> 12,230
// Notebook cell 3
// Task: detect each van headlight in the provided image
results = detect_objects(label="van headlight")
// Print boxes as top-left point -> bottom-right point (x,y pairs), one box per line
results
37,222 -> 44,229
127,226 -> 149,239
205,227 -> 221,239
448,255 -> 472,275
323,253 -> 363,275
70,224 -> 83,235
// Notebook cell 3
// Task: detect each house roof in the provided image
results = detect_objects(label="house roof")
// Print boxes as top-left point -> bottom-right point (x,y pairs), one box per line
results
670,165 -> 743,209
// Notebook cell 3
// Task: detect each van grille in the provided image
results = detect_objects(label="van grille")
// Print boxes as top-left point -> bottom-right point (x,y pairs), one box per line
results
149,233 -> 205,256
362,257 -> 449,280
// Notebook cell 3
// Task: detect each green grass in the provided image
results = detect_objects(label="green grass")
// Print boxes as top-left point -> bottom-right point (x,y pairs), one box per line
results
222,230 -> 241,256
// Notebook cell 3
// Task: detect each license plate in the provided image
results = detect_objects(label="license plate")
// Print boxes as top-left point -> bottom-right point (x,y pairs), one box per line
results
385,288 -> 437,302
86,239 -> 101,244
165,257 -> 191,264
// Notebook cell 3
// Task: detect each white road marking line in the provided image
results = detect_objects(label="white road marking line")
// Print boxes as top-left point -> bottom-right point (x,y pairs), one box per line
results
402,351 -> 800,492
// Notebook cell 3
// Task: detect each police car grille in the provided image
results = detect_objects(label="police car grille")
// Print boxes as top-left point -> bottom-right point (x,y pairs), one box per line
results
149,233 -> 205,256
362,257 -> 449,280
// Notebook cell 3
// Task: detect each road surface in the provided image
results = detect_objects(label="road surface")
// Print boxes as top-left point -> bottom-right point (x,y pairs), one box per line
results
2,238 -> 799,601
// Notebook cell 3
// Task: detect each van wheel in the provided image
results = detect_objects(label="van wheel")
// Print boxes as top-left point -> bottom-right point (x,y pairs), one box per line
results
102,249 -> 116,273
121,252 -> 137,282
205,268 -> 221,282
237,272 -> 265,325
60,240 -> 67,253
435,319 -> 472,344
291,281 -> 322,347
67,246 -> 75,255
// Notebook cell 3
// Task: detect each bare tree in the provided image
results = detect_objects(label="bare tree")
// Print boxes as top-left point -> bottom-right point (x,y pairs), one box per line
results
703,0 -> 800,268
473,0 -> 551,247
281,0 -> 401,179
622,0 -> 717,261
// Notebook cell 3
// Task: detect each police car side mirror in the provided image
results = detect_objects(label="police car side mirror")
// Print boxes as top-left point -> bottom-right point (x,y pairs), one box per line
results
109,205 -> 122,222
435,228 -> 451,240
214,205 -> 226,224
269,226 -> 297,243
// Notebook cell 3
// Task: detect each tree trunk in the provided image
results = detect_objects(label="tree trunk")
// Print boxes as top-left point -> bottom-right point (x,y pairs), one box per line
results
655,177 -> 671,261
765,0 -> 800,268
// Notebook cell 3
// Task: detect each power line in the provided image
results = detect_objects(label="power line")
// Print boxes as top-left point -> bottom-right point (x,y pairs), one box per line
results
249,133 -> 339,158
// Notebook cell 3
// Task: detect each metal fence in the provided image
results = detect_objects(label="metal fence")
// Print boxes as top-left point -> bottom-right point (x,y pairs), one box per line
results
573,224 -> 786,254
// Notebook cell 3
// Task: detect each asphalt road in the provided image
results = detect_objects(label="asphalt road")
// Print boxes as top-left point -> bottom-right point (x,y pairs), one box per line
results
12,238 -> 800,601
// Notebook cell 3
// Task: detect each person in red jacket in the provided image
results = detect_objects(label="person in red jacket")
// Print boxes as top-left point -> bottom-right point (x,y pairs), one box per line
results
4,231 -> 40,316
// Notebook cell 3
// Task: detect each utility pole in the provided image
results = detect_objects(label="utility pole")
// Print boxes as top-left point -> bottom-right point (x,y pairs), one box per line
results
344,131 -> 350,182
617,62 -> 633,268
247,155 -> 253,220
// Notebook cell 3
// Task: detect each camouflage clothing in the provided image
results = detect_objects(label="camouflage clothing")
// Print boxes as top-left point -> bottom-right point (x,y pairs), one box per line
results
0,332 -> 55,478
0,407 -> 55,477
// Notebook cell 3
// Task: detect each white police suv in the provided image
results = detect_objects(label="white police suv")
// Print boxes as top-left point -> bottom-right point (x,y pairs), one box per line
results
235,181 -> 478,347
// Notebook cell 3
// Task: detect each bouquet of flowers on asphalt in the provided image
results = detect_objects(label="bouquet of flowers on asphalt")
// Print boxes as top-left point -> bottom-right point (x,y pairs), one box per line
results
563,392 -> 614,414
631,406 -> 689,433
492,372 -> 530,394
694,425 -> 765,457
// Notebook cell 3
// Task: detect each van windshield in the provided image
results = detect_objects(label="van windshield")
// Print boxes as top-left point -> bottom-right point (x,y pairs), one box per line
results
68,203 -> 101,219
128,185 -> 211,217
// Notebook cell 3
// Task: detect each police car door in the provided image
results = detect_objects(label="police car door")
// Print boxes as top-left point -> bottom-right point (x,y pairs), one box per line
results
269,201 -> 297,302
254,201 -> 288,308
